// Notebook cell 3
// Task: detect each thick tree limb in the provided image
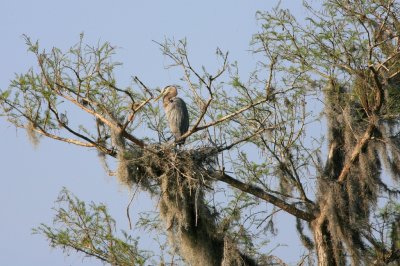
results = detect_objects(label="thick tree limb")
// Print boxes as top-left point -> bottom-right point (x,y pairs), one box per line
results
337,64 -> 384,184
337,122 -> 375,184
121,130 -> 146,148
215,172 -> 316,222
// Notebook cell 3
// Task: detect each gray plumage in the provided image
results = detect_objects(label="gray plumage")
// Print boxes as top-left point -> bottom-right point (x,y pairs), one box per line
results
156,86 -> 189,145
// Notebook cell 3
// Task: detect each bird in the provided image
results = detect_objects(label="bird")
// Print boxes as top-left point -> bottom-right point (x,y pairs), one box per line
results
154,85 -> 189,145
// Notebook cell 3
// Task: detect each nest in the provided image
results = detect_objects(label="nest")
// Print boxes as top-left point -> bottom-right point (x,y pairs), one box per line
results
115,144 -> 255,265
116,144 -> 218,192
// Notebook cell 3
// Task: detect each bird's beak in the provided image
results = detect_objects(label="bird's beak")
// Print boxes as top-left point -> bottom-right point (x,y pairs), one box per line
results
153,90 -> 165,102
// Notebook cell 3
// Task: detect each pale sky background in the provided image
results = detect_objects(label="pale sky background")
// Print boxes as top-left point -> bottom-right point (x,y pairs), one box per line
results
0,1 -> 312,265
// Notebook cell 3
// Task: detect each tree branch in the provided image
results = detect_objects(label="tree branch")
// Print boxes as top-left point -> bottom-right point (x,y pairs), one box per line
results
337,122 -> 376,184
177,97 -> 270,142
214,172 -> 315,222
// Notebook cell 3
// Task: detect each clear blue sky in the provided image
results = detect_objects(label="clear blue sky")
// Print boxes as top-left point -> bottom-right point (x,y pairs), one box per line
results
0,1 -> 309,265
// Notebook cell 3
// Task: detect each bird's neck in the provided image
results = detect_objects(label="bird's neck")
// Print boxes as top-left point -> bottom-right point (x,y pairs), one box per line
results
163,95 -> 174,109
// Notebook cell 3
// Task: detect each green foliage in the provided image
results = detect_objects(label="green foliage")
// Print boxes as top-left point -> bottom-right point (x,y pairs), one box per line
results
1,34 -> 154,155
33,188 -> 150,265
3,0 -> 400,265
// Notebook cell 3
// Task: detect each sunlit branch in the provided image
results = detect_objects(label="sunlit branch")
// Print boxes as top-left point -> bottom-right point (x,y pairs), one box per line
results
177,97 -> 270,143
337,122 -> 376,184
47,103 -> 115,156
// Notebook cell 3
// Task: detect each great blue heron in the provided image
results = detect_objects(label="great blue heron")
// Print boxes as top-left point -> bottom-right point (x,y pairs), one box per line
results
154,85 -> 189,145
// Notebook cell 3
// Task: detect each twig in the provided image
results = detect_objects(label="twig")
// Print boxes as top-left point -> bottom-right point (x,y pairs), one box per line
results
126,181 -> 142,230
176,97 -> 270,143
134,76 -> 153,98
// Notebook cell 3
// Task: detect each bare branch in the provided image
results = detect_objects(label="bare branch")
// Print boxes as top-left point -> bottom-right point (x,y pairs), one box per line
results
215,172 -> 315,222
177,97 -> 270,142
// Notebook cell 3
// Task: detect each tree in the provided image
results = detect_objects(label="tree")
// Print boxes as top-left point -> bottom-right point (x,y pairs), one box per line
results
2,0 -> 400,265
